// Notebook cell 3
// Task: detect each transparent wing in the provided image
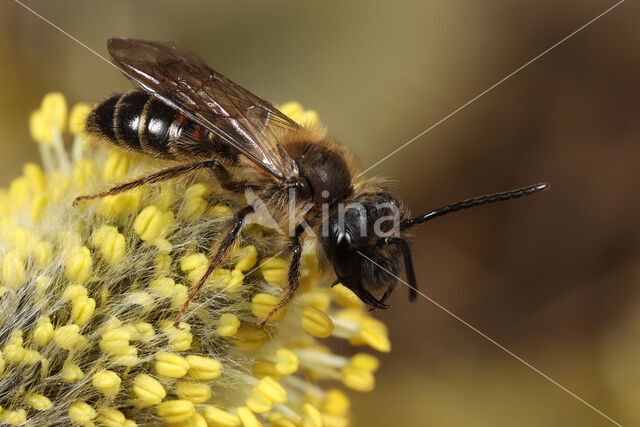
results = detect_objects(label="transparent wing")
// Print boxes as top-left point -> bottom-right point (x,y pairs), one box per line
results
107,38 -> 301,182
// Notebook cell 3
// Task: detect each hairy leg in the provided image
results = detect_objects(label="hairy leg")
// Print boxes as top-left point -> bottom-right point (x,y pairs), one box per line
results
73,159 -> 244,206
258,225 -> 305,327
174,205 -> 254,328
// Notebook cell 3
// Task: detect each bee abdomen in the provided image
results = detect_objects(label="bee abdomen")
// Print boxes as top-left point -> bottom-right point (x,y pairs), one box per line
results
86,90 -> 233,161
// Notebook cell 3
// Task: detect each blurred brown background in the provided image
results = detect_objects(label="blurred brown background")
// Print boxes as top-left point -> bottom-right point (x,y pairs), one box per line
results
1,1 -> 639,425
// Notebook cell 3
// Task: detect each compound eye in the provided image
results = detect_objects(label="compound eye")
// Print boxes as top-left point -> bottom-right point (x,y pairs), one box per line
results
336,231 -> 352,248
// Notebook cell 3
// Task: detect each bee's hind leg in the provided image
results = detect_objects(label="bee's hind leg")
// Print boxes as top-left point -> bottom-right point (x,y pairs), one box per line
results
174,204 -> 255,328
73,159 -> 243,206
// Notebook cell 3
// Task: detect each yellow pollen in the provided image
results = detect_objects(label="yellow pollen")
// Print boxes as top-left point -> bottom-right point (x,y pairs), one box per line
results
26,394 -> 53,411
132,373 -> 166,407
259,257 -> 289,287
102,150 -> 130,182
69,103 -> 91,135
186,354 -> 222,380
251,293 -> 287,321
157,399 -> 195,424
92,370 -> 122,396
175,381 -> 212,404
302,403 -> 323,427
217,313 -> 241,337
156,352 -> 190,378
134,205 -> 174,241
301,306 -> 334,338
204,406 -> 241,427
65,246 -> 93,283
92,225 -> 126,265
68,401 -> 97,425
236,406 -> 262,427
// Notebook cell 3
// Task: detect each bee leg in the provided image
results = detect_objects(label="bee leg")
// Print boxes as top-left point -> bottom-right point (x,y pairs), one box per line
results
73,159 -> 240,206
174,204 -> 254,328
258,226 -> 304,327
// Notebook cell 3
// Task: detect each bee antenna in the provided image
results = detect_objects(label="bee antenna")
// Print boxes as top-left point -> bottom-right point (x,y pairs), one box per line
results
400,182 -> 549,230
381,237 -> 417,301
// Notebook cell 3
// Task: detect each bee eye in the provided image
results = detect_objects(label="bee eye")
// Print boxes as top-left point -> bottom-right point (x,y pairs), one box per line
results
336,231 -> 351,247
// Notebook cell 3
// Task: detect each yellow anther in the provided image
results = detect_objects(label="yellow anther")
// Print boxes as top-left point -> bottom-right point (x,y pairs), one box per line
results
96,407 -> 127,427
236,406 -> 261,427
160,321 -> 193,352
275,348 -> 299,375
155,252 -> 172,273
204,406 -> 241,427
186,354 -> 222,380
68,401 -> 96,425
254,376 -> 287,404
33,240 -> 53,266
227,269 -> 244,293
175,381 -> 212,404
125,292 -> 154,315
156,352 -> 189,378
154,185 -> 178,210
179,412 -> 208,427
302,403 -> 323,427
72,159 -> 96,189
185,182 -> 212,199
3,343 -> 25,363
157,400 -> 195,424
279,102 -> 304,119
23,349 -> 41,364
246,389 -> 272,414
9,176 -> 29,206
217,313 -> 240,337
92,370 -> 121,396
323,389 -> 350,415
27,393 -> 53,411
71,295 -> 96,326
2,250 -> 25,289
132,373 -> 166,407
183,195 -> 208,219
350,353 -> 379,372
302,291 -> 331,312
172,283 -> 189,310
134,205 -> 174,241
251,293 -> 286,321
63,284 -> 88,300
208,204 -> 233,218
54,324 -> 85,350
100,328 -> 131,355
154,237 -> 172,253
69,103 -> 91,135
65,246 -> 92,283
268,412 -> 297,427
252,361 -> 281,380
331,284 -> 361,309
341,365 -> 374,392
234,326 -> 270,350
30,193 -> 47,221
92,225 -> 126,265
148,276 -> 175,297
100,191 -> 145,219
103,150 -> 130,182
29,109 -> 50,143
24,163 -> 47,193
301,306 -> 334,338
234,245 -> 258,271
1,409 -> 27,425
358,318 -> 391,353
61,362 -> 84,382
260,257 -> 289,286
133,322 -> 155,342
112,345 -> 139,367
180,253 -> 208,282
41,92 -> 68,132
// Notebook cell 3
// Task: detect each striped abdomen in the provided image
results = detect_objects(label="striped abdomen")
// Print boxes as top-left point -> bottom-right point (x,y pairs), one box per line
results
86,90 -> 236,162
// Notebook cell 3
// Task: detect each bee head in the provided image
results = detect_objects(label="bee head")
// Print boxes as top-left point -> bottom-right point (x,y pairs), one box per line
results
319,192 -> 416,309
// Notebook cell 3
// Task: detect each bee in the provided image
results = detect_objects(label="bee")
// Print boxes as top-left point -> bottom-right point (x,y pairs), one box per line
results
74,38 -> 548,328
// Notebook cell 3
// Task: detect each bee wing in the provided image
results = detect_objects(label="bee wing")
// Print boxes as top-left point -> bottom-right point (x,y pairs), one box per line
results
107,38 -> 301,182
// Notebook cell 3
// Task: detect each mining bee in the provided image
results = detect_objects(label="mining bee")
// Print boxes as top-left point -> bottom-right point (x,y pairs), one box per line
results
74,38 -> 548,327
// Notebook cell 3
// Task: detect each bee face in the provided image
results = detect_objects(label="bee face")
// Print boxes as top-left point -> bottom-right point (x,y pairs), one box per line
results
320,192 -> 407,308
